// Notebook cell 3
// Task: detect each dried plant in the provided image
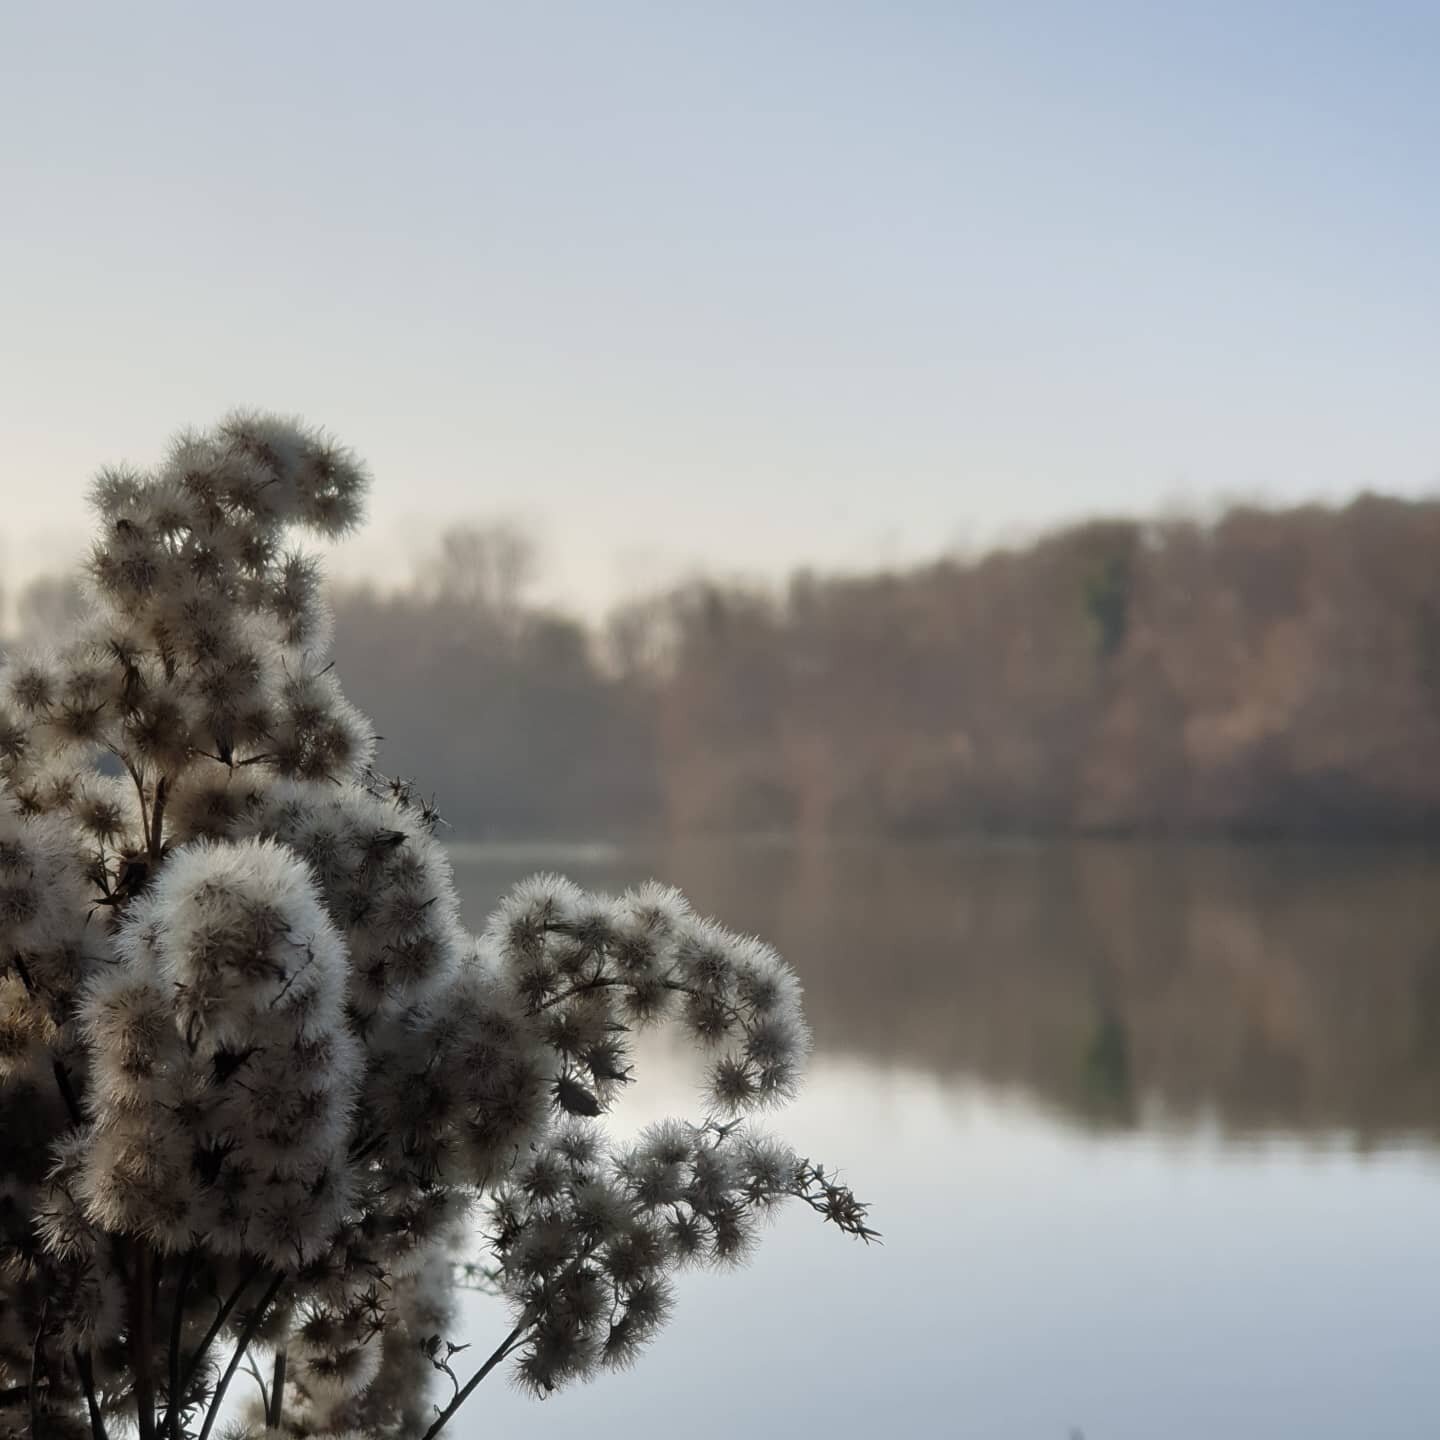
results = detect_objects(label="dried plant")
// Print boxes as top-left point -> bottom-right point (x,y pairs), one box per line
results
0,415 -> 873,1440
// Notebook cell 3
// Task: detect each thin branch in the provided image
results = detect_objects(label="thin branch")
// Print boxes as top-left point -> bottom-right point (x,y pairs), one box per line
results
149,773 -> 169,864
167,1250 -> 196,1440
196,1271 -> 285,1440
421,1337 -> 469,1403
50,1054 -> 85,1127
29,1301 -> 48,1438
9,954 -> 85,1126
131,1244 -> 157,1440
348,1131 -> 385,1164
419,1318 -> 530,1440
528,956 -> 748,1030
240,1351 -> 269,1413
787,1161 -> 881,1244
268,944 -> 317,1009
531,973 -> 625,1012
75,1346 -> 109,1440
169,1264 -> 266,1429
117,753 -> 151,851
266,1347 -> 287,1430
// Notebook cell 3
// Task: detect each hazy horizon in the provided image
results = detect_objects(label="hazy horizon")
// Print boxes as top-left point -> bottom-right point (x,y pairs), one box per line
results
6,1 -> 1440,614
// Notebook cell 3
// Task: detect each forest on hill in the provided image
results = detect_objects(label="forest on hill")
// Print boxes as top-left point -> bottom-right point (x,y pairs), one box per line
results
10,493 -> 1440,840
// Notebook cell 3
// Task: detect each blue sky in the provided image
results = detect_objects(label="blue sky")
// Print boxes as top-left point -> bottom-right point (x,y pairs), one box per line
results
3,1 -> 1439,611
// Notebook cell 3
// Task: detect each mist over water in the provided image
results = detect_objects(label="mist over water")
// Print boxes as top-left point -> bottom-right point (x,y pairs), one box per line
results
446,840 -> 1440,1440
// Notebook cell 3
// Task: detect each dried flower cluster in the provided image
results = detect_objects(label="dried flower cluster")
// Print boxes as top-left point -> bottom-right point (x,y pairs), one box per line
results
0,416 -> 872,1440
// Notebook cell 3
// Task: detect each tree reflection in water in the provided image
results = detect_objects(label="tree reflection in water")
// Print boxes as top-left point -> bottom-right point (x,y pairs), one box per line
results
452,838 -> 1440,1146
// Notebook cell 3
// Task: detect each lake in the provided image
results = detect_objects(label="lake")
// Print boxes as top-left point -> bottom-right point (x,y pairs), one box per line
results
444,838 -> 1440,1440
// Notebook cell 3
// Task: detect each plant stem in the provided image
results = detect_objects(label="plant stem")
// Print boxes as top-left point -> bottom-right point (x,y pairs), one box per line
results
50,1054 -> 84,1127
169,1264 -> 265,1426
196,1271 -> 285,1440
132,1245 -> 157,1440
419,1319 -> 529,1440
167,1251 -> 195,1440
29,1301 -> 48,1437
266,1347 -> 287,1429
75,1347 -> 109,1440
149,774 -> 168,863
9,954 -> 85,1126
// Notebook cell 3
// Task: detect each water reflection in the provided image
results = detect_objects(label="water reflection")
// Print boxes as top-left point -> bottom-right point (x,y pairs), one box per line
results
451,839 -> 1440,1145
446,841 -> 1440,1440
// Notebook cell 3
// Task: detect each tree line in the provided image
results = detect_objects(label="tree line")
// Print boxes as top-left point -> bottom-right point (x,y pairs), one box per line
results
11,493 -> 1440,839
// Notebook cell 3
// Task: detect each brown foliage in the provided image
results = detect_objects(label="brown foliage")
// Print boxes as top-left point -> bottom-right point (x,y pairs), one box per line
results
13,498 -> 1438,839
637,497 -> 1440,837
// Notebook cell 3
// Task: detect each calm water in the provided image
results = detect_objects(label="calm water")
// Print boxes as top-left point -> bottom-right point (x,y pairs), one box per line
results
446,839 -> 1440,1440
